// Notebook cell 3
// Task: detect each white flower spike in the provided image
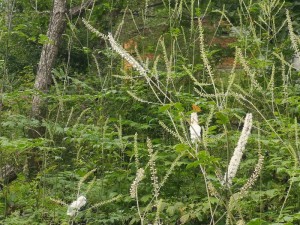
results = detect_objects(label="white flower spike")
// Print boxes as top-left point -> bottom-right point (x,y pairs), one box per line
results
292,53 -> 300,71
190,112 -> 201,143
223,113 -> 253,187
67,195 -> 87,216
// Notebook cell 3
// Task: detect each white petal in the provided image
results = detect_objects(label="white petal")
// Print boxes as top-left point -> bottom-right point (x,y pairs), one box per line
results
293,54 -> 300,71
67,206 -> 76,216
70,196 -> 87,209
191,112 -> 198,123
67,196 -> 87,216
190,124 -> 201,142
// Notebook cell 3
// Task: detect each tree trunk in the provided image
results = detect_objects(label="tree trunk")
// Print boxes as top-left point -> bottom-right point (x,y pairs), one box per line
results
0,165 -> 17,189
28,0 -> 67,177
31,0 -> 67,124
28,0 -> 95,177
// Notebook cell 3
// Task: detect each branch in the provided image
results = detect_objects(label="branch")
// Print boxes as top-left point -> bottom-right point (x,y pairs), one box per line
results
69,0 -> 94,16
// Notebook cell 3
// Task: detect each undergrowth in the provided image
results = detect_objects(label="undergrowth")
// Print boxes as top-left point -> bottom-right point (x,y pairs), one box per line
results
1,0 -> 300,224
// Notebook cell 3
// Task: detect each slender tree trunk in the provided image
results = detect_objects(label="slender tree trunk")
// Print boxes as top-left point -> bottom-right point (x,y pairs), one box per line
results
31,0 -> 67,125
28,0 -> 67,177
28,0 -> 95,177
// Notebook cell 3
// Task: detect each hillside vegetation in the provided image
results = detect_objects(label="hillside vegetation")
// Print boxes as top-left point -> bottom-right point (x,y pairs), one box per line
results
1,0 -> 300,224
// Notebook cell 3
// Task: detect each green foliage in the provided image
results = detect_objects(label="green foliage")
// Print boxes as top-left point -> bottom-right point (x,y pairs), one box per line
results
1,0 -> 300,224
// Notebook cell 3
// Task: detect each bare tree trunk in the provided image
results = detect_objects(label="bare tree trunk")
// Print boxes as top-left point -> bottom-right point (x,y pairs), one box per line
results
31,0 -> 95,124
28,0 -> 95,177
31,0 -> 67,125
28,0 -> 67,177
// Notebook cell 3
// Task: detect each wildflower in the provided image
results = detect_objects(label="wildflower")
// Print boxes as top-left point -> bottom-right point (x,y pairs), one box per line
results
190,112 -> 201,143
67,195 -> 87,216
239,153 -> 264,195
130,168 -> 145,198
292,53 -> 300,71
236,220 -> 246,225
147,138 -> 159,198
107,33 -> 148,77
223,113 -> 253,186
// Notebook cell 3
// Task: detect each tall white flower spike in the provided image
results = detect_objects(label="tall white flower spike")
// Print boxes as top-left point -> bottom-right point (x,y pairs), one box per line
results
67,195 -> 87,216
223,113 -> 253,187
190,112 -> 201,143
292,53 -> 300,71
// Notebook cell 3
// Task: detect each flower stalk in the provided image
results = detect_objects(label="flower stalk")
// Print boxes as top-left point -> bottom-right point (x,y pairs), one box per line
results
223,113 -> 253,187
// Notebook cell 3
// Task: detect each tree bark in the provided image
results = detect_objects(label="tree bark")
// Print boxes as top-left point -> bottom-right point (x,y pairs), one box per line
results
31,0 -> 67,124
28,0 -> 95,177
0,165 -> 17,188
31,0 -> 95,124
28,0 -> 67,177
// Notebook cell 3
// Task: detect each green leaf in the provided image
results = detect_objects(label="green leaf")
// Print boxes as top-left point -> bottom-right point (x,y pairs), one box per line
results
265,189 -> 278,198
186,151 -> 219,169
247,218 -> 268,225
215,111 -> 229,125
38,34 -> 53,45
159,104 -> 172,112
140,194 -> 152,203
166,205 -> 175,216
174,102 -> 184,112
174,143 -> 189,153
